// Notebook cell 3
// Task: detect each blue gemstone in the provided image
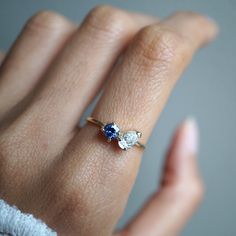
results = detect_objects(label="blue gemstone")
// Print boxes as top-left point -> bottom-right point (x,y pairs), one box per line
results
103,123 -> 120,140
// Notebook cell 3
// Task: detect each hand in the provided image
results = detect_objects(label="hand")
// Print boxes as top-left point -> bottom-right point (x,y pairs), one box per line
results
0,5 -> 217,236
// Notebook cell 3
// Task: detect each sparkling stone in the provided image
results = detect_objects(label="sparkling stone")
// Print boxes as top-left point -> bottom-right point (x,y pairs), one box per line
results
118,131 -> 139,150
103,123 -> 120,140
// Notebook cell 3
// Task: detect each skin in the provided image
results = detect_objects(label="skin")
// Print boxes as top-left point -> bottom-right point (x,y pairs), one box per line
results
0,5 -> 218,236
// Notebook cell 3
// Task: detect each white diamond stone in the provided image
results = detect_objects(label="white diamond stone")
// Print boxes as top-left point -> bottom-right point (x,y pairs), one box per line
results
118,131 -> 139,150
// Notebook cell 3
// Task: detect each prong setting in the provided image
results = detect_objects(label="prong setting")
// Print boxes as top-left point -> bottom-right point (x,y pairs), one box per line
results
118,131 -> 141,150
87,117 -> 144,151
136,131 -> 142,138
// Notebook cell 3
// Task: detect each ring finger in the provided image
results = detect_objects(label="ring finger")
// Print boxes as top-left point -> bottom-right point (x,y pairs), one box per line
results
57,11 -> 218,235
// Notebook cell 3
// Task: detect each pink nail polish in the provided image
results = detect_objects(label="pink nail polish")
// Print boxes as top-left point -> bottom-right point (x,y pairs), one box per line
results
181,118 -> 199,156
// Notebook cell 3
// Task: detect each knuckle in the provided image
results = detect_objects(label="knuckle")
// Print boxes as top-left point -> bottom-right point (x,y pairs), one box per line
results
50,183 -> 82,216
26,10 -> 72,32
49,156 -> 121,222
2,115 -> 51,157
135,25 -> 184,65
85,5 -> 133,37
49,175 -> 94,221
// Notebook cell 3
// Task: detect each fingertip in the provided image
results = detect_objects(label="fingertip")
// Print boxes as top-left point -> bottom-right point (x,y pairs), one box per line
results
163,117 -> 200,184
167,117 -> 199,161
180,117 -> 199,156
204,16 -> 219,41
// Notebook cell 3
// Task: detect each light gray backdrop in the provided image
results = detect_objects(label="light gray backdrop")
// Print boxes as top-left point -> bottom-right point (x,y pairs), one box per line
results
0,0 -> 235,235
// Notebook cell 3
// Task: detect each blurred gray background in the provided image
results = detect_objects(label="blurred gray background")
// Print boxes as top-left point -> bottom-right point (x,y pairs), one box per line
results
0,0 -> 235,235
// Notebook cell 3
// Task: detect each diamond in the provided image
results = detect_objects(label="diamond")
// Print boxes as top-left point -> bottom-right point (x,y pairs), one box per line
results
103,123 -> 120,140
118,131 -> 140,150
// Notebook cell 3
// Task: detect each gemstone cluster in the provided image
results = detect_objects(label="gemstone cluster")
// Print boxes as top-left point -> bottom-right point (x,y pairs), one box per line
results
102,122 -> 142,150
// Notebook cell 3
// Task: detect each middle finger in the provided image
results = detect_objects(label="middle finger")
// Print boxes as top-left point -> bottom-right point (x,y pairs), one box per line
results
18,6 -> 156,142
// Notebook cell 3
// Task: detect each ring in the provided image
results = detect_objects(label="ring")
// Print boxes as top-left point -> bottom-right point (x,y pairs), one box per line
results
86,117 -> 145,151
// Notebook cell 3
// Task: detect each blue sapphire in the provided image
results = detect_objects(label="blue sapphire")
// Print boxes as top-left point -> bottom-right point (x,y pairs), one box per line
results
103,123 -> 120,140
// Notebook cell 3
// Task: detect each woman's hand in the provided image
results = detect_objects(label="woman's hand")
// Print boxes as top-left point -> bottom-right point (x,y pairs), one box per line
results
0,5 -> 217,236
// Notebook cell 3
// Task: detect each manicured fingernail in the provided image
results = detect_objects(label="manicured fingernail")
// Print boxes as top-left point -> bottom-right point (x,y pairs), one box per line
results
205,16 -> 219,40
180,118 -> 199,156
206,16 -> 219,29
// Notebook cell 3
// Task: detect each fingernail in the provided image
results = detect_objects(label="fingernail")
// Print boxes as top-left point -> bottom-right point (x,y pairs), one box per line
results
206,16 -> 219,30
205,16 -> 219,41
180,118 -> 199,156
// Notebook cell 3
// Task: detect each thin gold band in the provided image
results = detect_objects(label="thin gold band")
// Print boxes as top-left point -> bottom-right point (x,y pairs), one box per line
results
86,117 -> 145,150
87,117 -> 105,128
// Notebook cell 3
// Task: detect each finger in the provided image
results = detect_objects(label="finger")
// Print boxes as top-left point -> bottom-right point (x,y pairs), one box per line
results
19,6 -> 157,141
92,12 -> 218,137
57,12 -> 217,234
0,11 -> 76,120
116,119 -> 203,236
